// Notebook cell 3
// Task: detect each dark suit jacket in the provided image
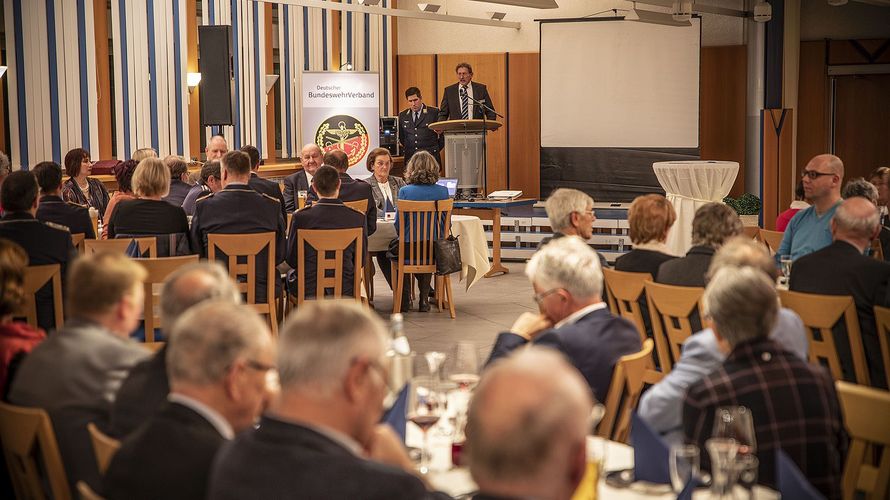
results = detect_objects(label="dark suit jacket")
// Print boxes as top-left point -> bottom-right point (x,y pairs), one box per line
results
249,171 -> 287,220
438,81 -> 496,120
790,240 -> 890,388
163,179 -> 193,208
398,105 -> 444,163
655,245 -> 714,287
614,248 -> 677,277
486,307 -> 641,401
103,401 -> 225,500
108,346 -> 169,438
366,175 -> 407,214
307,173 -> 377,235
207,416 -> 446,500
36,195 -> 96,238
282,170 -> 311,213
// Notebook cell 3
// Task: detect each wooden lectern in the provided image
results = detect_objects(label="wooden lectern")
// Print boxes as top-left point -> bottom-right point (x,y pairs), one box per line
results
429,119 -> 502,197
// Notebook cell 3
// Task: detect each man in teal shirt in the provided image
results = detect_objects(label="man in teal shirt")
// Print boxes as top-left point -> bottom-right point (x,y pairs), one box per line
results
777,154 -> 844,262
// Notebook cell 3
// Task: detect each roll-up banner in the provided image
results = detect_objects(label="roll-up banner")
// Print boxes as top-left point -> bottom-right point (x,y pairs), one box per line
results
302,72 -> 380,179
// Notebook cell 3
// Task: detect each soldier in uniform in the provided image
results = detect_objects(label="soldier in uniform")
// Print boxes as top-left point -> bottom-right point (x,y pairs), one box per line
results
33,161 -> 96,239
241,145 -> 287,222
306,150 -> 377,236
0,171 -> 75,331
189,151 -> 286,305
285,165 -> 366,299
398,87 -> 444,167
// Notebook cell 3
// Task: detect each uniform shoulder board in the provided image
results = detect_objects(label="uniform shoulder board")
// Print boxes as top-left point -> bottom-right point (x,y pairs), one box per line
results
260,192 -> 281,204
196,192 -> 214,203
44,221 -> 71,233
66,200 -> 89,208
345,206 -> 364,215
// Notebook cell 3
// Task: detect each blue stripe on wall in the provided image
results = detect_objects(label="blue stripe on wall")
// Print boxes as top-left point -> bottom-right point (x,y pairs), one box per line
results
303,7 -> 309,71
321,10 -> 328,71
346,0 -> 352,67
146,0 -> 159,151
172,0 -> 184,155
118,0 -> 132,158
209,0 -> 215,24
382,0 -> 388,114
45,0 -> 61,162
283,6 -> 292,153
12,0 -> 28,169
231,0 -> 241,148
252,0 -> 262,156
363,13 -> 370,71
76,0 -> 90,151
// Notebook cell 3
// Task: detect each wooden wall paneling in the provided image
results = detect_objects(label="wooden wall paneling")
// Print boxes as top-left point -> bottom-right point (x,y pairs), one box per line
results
827,39 -> 890,65
507,52 -> 540,199
396,55 -> 436,111
436,53 -> 508,192
796,41 -> 829,176
0,63 -> 5,155
834,74 -> 890,181
700,45 -> 747,198
187,0 -> 200,160
265,3 -> 275,161
94,0 -> 112,159
390,1 -> 399,116
761,109 -> 794,230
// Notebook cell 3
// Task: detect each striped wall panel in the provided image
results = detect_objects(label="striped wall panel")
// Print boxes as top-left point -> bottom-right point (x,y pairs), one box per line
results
277,4 -> 305,159
340,0 -> 394,116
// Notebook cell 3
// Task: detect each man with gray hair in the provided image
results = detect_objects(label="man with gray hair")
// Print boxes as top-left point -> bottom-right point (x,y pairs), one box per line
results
684,267 -> 846,499
541,188 -> 610,270
791,196 -> 890,388
109,262 -> 242,437
208,301 -> 447,499
843,176 -> 889,260
103,301 -> 275,500
467,348 -> 594,500
485,236 -> 640,401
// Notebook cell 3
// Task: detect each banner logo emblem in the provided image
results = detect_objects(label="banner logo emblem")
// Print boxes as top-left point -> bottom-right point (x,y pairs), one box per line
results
315,115 -> 370,167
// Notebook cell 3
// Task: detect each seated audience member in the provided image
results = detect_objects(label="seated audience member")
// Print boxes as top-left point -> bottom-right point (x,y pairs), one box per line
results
282,143 -> 322,212
776,180 -> 808,232
61,147 -> 111,218
109,262 -> 241,437
242,144 -> 287,221
307,149 -> 377,235
776,153 -> 844,262
614,194 -> 677,275
0,171 -> 74,331
190,151 -> 286,304
33,161 -> 96,239
181,161 -> 222,216
843,177 -> 889,260
208,301 -> 447,500
638,237 -> 808,445
656,202 -> 742,287
205,134 -> 229,162
485,236 -> 640,402
790,197 -> 890,388
366,147 -> 406,214
467,348 -> 594,500
101,159 -> 138,239
684,267 -> 846,499
103,301 -> 275,500
8,252 -> 150,490
541,188 -> 610,269
0,239 -> 46,397
132,147 -> 158,162
162,155 -> 193,207
285,165 -> 365,299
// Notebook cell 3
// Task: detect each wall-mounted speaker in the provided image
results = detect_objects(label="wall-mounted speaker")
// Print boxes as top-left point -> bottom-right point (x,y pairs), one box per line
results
198,25 -> 233,126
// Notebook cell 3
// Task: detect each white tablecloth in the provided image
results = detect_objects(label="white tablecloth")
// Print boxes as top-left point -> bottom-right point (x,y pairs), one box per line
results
367,215 -> 490,291
652,161 -> 739,256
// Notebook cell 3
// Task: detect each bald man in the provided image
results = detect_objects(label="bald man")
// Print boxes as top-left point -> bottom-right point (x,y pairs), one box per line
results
282,143 -> 322,212
777,154 -> 844,261
206,135 -> 229,162
467,348 -> 594,500
791,197 -> 890,388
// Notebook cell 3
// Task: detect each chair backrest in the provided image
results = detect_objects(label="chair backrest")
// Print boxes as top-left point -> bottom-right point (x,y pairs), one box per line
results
77,481 -> 106,500
602,268 -> 652,343
84,237 -> 157,258
14,264 -> 64,328
597,339 -> 661,443
89,211 -> 98,239
86,422 -> 120,475
871,239 -> 885,261
71,233 -> 86,254
643,282 -> 704,373
133,255 -> 200,342
394,199 -> 453,273
0,402 -> 71,500
742,226 -> 761,241
343,199 -> 368,214
207,232 -> 277,335
875,305 -> 890,390
295,228 -> 364,305
836,381 -> 890,500
759,228 -> 784,255
778,290 -> 869,385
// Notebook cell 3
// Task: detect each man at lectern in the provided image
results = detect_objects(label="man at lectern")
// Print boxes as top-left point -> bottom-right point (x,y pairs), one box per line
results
438,62 -> 496,121
398,87 -> 443,166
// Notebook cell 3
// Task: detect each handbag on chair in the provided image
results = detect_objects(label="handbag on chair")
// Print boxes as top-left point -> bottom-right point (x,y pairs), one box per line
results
434,200 -> 462,275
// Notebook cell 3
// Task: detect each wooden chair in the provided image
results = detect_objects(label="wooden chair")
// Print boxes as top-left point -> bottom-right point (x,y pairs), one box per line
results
89,211 -> 98,239
133,255 -> 200,342
871,239 -> 885,261
84,237 -> 157,258
778,290 -> 869,385
341,199 -> 374,302
86,422 -> 120,475
644,282 -> 704,374
208,232 -> 278,336
836,381 -> 890,500
742,225 -> 761,241
294,228 -> 364,305
0,402 -> 71,500
71,233 -> 86,254
596,339 -> 662,443
77,481 -> 105,500
142,341 -> 166,353
875,305 -> 890,390
391,199 -> 456,319
343,199 -> 369,213
602,268 -> 652,343
14,264 -> 64,329
759,228 -> 784,255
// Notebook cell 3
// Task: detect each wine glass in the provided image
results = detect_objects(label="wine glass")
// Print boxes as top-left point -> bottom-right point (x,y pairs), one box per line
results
779,254 -> 792,285
712,406 -> 757,456
448,342 -> 480,390
424,351 -> 447,385
407,376 -> 445,474
706,438 -> 739,499
669,443 -> 700,493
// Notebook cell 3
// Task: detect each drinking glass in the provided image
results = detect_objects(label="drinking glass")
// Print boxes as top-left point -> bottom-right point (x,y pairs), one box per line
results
733,454 -> 759,500
780,254 -> 792,282
297,190 -> 308,209
407,376 -> 445,474
669,444 -> 700,493
705,438 -> 739,499
424,351 -> 447,385
448,342 -> 480,390
712,406 -> 757,456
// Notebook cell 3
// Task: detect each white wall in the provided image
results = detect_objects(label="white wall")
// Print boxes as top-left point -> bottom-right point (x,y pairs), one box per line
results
800,1 -> 890,41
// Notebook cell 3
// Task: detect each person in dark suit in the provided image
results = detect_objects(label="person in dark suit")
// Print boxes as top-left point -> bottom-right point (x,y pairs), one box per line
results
207,301 -> 447,500
399,87 -> 444,165
791,197 -> 890,389
657,203 -> 743,287
0,171 -> 74,331
190,151 -> 286,304
181,161 -> 222,217
614,194 -> 678,276
241,144 -> 287,221
109,262 -> 241,437
684,267 -> 847,499
467,348 -> 594,500
285,165 -> 366,299
485,236 -> 641,402
33,161 -> 95,239
843,176 -> 889,260
307,149 -> 377,236
282,143 -> 322,212
161,155 -> 193,207
438,62 -> 496,121
103,301 -> 275,500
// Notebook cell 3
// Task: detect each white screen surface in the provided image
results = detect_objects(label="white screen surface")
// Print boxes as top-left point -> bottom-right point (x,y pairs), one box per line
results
540,18 -> 700,149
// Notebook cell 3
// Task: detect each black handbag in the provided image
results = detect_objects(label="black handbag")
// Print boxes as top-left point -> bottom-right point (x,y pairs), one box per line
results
434,201 -> 462,275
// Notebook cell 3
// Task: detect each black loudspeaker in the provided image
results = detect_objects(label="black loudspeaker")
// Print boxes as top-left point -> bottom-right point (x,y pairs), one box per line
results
198,25 -> 233,126
380,116 -> 398,156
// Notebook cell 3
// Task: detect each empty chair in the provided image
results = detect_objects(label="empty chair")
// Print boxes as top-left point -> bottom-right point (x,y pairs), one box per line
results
293,228 -> 364,305
836,381 -> 890,500
133,255 -> 200,343
0,402 -> 71,500
603,268 -> 652,342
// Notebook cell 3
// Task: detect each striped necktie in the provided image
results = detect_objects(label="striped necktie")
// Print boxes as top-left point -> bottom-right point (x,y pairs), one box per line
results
460,85 -> 469,119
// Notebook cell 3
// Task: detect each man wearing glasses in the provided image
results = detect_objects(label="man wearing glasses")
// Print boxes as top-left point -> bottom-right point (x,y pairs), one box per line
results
776,154 -> 844,262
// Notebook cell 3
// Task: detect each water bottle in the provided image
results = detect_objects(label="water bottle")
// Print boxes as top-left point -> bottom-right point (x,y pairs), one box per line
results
387,313 -> 412,392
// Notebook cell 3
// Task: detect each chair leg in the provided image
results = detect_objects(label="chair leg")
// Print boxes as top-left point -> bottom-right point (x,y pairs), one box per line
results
364,256 -> 374,303
268,304 -> 279,337
445,275 -> 456,319
392,262 -> 403,314
435,275 -> 444,311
